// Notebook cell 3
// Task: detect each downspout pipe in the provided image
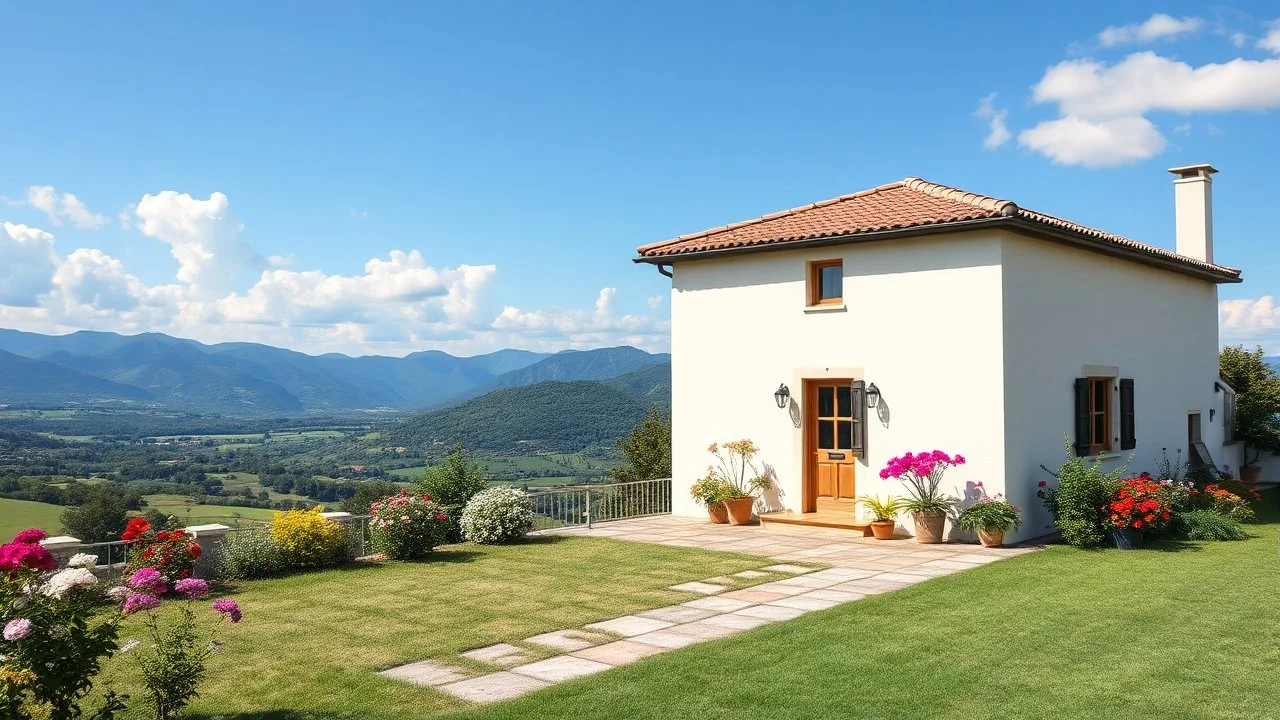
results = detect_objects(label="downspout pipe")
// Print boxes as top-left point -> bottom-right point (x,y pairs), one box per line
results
656,263 -> 673,278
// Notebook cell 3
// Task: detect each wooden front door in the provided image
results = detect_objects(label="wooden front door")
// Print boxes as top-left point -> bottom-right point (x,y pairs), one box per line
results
807,381 -> 856,512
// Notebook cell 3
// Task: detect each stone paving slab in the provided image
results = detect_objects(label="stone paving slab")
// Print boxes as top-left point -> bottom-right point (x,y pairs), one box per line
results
524,629 -> 611,652
769,574 -> 846,589
584,615 -> 674,637
766,594 -> 841,611
731,604 -> 806,621
802,588 -> 866,603
760,564 -> 816,574
378,659 -> 469,687
667,620 -> 744,641
699,612 -> 774,630
571,639 -> 670,665
460,643 -> 533,667
731,569 -> 770,579
746,582 -> 815,596
638,605 -> 718,623
511,655 -> 613,682
668,580 -> 728,594
436,671 -> 550,703
717,588 -> 792,602
682,596 -> 755,612
628,629 -> 705,649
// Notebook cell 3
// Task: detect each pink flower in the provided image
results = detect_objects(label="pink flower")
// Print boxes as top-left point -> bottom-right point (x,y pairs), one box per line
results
975,481 -> 984,488
174,578 -> 210,599
213,599 -> 243,623
1038,481 -> 1047,488
12,528 -> 48,545
0,541 -> 57,572
4,618 -> 33,641
123,593 -> 161,614
127,567 -> 167,595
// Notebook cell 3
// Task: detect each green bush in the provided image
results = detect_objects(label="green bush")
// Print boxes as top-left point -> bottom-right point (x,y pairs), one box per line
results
460,488 -> 535,545
417,445 -> 487,507
1039,437 -> 1129,548
1172,509 -> 1248,541
217,528 -> 285,580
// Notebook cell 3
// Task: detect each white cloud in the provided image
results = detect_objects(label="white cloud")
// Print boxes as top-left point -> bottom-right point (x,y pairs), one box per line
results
1019,51 -> 1280,166
0,222 -> 59,307
1098,14 -> 1203,47
493,288 -> 670,350
1259,21 -> 1280,54
134,191 -> 253,297
1231,31 -> 1249,48
1171,122 -> 1192,135
266,254 -> 294,267
1220,297 -> 1280,351
975,93 -> 1011,149
51,249 -> 145,313
647,295 -> 664,309
23,186 -> 108,229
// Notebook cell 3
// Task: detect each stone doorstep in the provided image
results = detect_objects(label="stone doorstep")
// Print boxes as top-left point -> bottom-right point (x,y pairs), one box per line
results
583,615 -> 675,637
378,659 -> 470,687
458,643 -> 534,667
523,629 -> 611,653
435,671 -> 550,704
510,655 -> 613,683
570,639 -> 670,666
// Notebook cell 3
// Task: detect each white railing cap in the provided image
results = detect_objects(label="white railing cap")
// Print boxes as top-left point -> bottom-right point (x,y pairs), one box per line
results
319,511 -> 353,519
185,524 -> 232,536
40,535 -> 82,548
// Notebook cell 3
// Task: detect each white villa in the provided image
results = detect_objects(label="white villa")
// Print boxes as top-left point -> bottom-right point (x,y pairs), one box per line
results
637,166 -> 1243,543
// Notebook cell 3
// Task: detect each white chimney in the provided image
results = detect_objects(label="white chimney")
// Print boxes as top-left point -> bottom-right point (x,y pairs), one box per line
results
1168,164 -> 1217,264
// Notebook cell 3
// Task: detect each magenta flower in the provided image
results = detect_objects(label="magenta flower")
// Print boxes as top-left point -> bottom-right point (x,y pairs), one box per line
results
127,567 -> 167,595
0,541 -> 58,572
3,618 -> 33,641
212,599 -> 243,623
123,593 -> 161,615
12,528 -> 48,545
174,578 -> 210,599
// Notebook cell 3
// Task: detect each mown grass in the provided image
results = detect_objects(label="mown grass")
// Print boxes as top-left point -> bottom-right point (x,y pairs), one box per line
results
453,491 -> 1280,720
98,537 -> 774,719
0,497 -> 65,538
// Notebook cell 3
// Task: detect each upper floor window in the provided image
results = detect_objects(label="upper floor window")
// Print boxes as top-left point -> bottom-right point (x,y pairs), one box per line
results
808,260 -> 843,306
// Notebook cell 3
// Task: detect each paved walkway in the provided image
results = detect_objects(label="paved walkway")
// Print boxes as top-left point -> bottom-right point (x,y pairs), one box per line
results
378,515 -> 1041,705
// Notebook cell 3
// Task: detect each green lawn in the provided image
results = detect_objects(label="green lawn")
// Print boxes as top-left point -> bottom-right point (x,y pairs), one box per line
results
0,497 -> 65,538
141,494 -> 279,526
102,538 -> 774,719
452,492 -> 1280,720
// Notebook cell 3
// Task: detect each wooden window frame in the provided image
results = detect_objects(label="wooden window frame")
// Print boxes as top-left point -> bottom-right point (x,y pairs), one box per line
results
807,259 -> 843,306
1087,377 -> 1112,455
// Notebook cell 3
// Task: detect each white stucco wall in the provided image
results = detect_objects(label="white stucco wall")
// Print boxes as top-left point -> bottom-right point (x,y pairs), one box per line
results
668,233 -> 1007,537
1000,232 -> 1241,541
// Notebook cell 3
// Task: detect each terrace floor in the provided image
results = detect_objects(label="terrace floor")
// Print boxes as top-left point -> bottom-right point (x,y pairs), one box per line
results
537,513 -> 1043,570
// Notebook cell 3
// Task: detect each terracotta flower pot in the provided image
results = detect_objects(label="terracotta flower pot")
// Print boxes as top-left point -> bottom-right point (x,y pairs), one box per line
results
1241,466 -> 1263,485
977,527 -> 1004,548
707,503 -> 729,524
913,511 -> 946,544
724,496 -> 755,525
870,521 -> 896,540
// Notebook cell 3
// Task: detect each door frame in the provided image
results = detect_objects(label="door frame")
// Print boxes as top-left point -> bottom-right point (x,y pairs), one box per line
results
801,378 -> 854,513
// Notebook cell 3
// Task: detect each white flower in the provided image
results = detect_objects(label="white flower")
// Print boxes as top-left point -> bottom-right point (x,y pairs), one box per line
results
120,639 -> 141,653
67,553 -> 98,570
106,585 -> 131,600
41,568 -> 98,599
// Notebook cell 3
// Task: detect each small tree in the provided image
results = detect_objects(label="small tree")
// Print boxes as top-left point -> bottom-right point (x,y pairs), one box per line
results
340,480 -> 402,515
1219,345 -> 1280,467
613,406 -> 672,483
59,488 -> 128,543
416,445 -> 487,507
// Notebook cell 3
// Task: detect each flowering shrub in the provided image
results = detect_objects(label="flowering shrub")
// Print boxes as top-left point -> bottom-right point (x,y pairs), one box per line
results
270,506 -> 346,569
369,488 -> 449,560
460,488 -> 535,544
689,475 -> 734,507
122,517 -> 201,582
1108,477 -> 1172,532
1201,484 -> 1256,523
705,440 -> 770,499
217,527 -> 286,580
880,450 -> 965,515
1038,438 -> 1130,548
957,484 -> 1022,533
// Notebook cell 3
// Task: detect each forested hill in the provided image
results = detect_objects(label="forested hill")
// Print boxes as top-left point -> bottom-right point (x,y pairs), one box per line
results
380,380 -> 660,452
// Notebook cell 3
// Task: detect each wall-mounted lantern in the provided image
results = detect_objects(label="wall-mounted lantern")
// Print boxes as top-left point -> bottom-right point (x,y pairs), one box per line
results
774,384 -> 790,409
865,382 -> 881,408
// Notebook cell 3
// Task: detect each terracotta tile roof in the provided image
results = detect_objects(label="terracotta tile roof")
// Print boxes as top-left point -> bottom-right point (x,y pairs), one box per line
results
635,177 -> 1241,282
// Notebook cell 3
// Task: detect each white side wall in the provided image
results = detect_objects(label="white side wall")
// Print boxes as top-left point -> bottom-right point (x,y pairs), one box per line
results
669,233 -> 1006,537
1000,232 -> 1241,541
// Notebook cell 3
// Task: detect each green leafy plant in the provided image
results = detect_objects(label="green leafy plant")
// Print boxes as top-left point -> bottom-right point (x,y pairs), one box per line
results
612,406 -> 671,483
1219,345 -> 1280,468
856,495 -> 904,523
689,475 -> 734,507
459,487 -> 535,544
1038,437 -> 1130,548
957,488 -> 1023,533
705,440 -> 771,499
216,528 -> 285,580
416,444 -> 489,507
1172,509 -> 1248,541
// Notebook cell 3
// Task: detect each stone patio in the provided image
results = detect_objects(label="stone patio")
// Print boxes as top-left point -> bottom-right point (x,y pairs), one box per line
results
381,514 -> 1041,706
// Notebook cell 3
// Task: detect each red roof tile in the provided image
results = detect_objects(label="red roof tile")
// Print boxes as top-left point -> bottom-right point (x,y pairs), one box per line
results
636,177 -> 1241,282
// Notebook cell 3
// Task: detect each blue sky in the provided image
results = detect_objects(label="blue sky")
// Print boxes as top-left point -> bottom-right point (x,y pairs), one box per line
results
2,1 -> 1279,356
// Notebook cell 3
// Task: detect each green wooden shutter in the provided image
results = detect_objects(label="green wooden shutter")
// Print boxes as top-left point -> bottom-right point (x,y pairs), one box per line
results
851,380 -> 867,460
1119,378 -> 1136,451
1074,378 -> 1091,457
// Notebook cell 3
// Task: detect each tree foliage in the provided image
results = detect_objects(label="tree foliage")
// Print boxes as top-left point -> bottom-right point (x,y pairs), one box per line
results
58,487 -> 128,543
612,406 -> 672,483
1219,345 -> 1280,467
416,445 -> 487,507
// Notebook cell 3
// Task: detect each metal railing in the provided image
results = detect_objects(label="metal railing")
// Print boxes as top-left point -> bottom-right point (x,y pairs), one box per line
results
528,478 -> 672,529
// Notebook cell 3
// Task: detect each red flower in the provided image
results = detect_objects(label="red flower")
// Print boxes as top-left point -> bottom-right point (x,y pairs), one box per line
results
155,531 -> 170,541
1037,481 -> 1047,488
1133,520 -> 1144,528
188,544 -> 202,559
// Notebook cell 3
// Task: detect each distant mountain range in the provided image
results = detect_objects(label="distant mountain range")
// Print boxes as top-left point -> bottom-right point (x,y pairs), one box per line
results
0,329 -> 670,416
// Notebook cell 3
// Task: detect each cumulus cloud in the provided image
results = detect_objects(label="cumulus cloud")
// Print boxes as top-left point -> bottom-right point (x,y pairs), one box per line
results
134,191 -> 253,297
1019,51 -> 1280,166
1220,297 -> 1280,351
493,288 -> 670,350
647,295 -> 664,309
23,186 -> 108,229
1098,14 -> 1203,47
975,93 -> 1011,149
1260,21 -> 1280,54
266,254 -> 294,267
0,222 -> 59,306
51,249 -> 145,313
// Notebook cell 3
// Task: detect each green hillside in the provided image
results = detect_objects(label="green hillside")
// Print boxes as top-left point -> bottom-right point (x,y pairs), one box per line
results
0,498 -> 66,539
382,380 -> 653,452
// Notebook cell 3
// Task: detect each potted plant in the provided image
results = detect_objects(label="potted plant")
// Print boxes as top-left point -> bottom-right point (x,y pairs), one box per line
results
1107,475 -> 1172,550
879,450 -> 964,544
690,475 -> 732,524
706,440 -> 771,525
956,484 -> 1021,547
856,495 -> 903,540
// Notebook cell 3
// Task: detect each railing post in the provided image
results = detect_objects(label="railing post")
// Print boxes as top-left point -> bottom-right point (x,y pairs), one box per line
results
585,488 -> 592,529
185,524 -> 231,579
40,535 -> 84,568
